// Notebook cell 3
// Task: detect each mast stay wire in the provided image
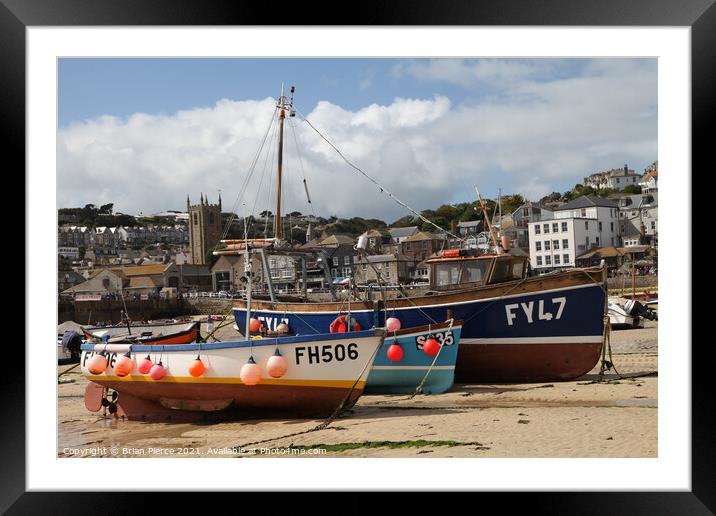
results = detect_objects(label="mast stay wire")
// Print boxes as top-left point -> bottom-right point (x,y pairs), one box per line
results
251,117 -> 279,236
220,106 -> 279,241
287,117 -> 316,218
294,106 -> 463,243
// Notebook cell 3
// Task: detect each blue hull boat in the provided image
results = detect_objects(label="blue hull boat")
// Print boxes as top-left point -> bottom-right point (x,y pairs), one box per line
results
365,320 -> 462,394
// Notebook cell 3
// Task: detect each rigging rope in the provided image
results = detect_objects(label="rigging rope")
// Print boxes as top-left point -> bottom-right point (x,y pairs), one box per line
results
294,107 -> 463,242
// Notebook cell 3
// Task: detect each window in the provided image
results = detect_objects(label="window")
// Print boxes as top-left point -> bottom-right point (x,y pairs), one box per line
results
490,257 -> 526,283
545,255 -> 552,265
332,257 -> 339,266
536,256 -> 543,266
384,270 -> 390,279
342,266 -> 351,276
554,255 -> 560,264
193,213 -> 198,225
344,256 -> 351,265
269,258 -> 277,268
563,254 -> 569,264
282,269 -> 292,278
544,240 -> 551,251
331,268 -> 337,278
561,222 -> 568,232
596,236 -> 600,245
585,221 -> 589,230
651,221 -> 656,230
523,207 -> 529,216
461,260 -> 490,284
562,239 -> 569,249
581,208 -> 587,217
585,236 -> 590,247
553,240 -> 559,250
598,221 -> 603,231
271,269 -> 280,279
610,222 -> 614,232
552,223 -> 558,233
534,225 -> 541,235
535,241 -> 542,251
543,223 -> 550,233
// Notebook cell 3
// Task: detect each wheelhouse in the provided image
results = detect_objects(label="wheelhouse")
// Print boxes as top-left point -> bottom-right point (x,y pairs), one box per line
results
426,250 -> 528,291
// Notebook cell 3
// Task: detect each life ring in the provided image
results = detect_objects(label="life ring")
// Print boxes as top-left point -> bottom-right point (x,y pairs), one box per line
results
329,314 -> 362,333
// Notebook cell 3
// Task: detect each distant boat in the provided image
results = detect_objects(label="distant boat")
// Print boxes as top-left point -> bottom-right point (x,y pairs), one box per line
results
80,329 -> 385,420
81,321 -> 200,345
608,296 -> 657,329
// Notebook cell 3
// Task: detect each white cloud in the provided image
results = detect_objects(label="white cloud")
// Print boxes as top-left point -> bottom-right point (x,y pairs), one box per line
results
58,60 -> 656,223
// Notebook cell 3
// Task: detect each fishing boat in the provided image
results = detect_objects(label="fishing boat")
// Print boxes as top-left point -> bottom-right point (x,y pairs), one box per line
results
80,329 -> 385,420
366,319 -> 462,394
221,84 -> 608,383
81,320 -> 200,345
81,227 -> 385,420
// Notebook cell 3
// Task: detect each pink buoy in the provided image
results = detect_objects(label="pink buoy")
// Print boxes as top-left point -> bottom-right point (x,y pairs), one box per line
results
276,322 -> 289,334
87,353 -> 108,375
240,356 -> 262,386
423,337 -> 440,356
501,235 -> 510,250
188,356 -> 206,377
266,349 -> 288,378
138,355 -> 154,374
149,361 -> 166,380
386,343 -> 404,362
114,352 -> 134,377
386,317 -> 401,332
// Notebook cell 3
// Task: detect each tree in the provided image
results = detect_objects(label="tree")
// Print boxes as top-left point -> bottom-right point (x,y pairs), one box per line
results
99,203 -> 114,215
623,184 -> 642,194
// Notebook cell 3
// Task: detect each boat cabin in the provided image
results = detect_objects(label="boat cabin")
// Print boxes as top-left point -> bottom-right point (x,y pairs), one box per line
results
426,249 -> 528,291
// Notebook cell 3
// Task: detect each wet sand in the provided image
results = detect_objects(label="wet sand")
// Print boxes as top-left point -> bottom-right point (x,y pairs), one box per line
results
58,319 -> 657,458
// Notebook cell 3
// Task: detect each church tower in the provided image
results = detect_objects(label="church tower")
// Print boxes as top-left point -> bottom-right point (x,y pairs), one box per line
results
187,193 -> 222,265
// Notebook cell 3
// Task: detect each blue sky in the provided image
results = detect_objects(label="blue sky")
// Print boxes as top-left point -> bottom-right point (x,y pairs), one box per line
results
57,58 -> 657,221
59,58 -> 586,127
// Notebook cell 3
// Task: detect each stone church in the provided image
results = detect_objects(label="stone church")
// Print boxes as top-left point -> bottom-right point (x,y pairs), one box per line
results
187,193 -> 222,265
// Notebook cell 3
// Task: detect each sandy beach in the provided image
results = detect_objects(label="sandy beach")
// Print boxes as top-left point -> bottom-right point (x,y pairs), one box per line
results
58,319 -> 657,458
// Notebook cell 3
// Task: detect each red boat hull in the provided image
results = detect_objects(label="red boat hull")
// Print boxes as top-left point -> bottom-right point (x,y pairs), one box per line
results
455,340 -> 603,383
85,380 -> 364,421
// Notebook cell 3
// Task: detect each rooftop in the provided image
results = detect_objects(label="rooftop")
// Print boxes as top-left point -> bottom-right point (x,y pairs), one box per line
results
558,195 -> 619,211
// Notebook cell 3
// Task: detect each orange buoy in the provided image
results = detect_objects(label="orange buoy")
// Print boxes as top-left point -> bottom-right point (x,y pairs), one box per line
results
87,353 -> 108,375
138,355 -> 153,374
266,349 -> 288,378
188,355 -> 206,377
386,343 -> 404,362
114,352 -> 134,377
423,337 -> 440,356
240,356 -> 262,386
249,318 -> 262,333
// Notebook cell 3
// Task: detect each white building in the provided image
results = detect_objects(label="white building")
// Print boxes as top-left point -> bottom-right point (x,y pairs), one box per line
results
618,192 -> 658,243
58,246 -> 80,260
584,165 -> 641,191
528,196 -> 620,271
639,162 -> 658,194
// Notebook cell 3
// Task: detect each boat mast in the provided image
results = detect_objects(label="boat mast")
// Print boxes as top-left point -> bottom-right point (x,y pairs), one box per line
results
474,186 -> 501,251
274,84 -> 296,241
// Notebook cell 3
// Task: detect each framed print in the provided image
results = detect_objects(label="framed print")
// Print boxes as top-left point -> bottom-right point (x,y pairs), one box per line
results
5,0 -> 711,512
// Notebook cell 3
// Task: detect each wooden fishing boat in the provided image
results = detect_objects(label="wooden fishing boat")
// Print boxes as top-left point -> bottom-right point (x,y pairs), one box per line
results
80,328 -> 385,420
81,321 -> 200,345
234,254 -> 607,383
366,319 -> 463,394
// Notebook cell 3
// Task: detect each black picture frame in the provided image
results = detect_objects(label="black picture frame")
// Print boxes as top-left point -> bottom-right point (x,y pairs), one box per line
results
6,0 -> 709,512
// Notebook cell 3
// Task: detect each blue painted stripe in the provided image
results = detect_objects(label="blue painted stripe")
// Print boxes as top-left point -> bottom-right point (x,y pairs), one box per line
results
80,329 -> 381,353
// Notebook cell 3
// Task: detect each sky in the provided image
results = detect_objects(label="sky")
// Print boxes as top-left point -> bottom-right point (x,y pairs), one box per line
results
57,58 -> 657,222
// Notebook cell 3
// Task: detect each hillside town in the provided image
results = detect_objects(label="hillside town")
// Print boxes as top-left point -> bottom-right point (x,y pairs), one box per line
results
58,161 -> 658,300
